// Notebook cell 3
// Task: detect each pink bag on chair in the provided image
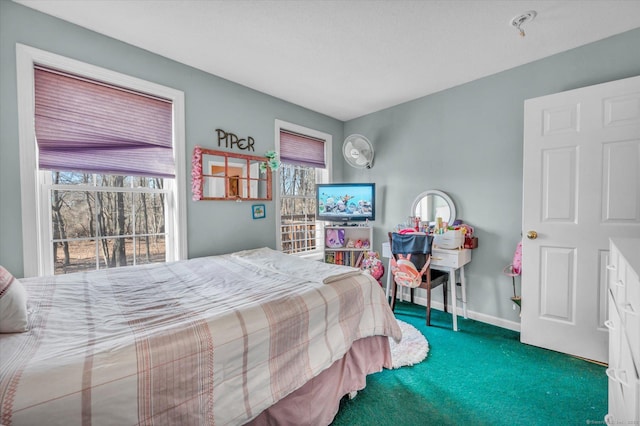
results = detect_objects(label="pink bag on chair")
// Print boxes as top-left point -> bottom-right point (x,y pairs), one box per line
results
390,254 -> 430,288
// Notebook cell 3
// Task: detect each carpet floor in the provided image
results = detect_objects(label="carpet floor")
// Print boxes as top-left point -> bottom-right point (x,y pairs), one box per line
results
331,302 -> 607,426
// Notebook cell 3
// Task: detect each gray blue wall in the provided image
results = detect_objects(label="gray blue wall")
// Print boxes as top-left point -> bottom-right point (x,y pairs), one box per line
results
0,1 -> 344,275
1,1 -> 639,325
344,29 -> 640,324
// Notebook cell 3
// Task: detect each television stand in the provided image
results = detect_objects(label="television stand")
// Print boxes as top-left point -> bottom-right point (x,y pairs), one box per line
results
323,224 -> 373,267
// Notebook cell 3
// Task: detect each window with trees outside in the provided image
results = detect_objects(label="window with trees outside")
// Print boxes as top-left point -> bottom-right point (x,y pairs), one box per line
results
16,45 -> 187,277
47,173 -> 170,275
275,120 -> 331,257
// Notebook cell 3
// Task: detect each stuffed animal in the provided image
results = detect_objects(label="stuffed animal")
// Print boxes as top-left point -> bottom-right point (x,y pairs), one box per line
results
360,251 -> 385,285
325,228 -> 345,248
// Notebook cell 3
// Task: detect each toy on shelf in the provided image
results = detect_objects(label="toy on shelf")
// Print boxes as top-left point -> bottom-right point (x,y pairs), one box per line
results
325,228 -> 345,248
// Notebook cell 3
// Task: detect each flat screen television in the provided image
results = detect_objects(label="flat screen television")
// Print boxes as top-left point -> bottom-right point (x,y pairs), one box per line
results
316,182 -> 375,222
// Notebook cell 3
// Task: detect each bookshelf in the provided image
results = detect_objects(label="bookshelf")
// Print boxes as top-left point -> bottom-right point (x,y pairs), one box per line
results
323,224 -> 373,267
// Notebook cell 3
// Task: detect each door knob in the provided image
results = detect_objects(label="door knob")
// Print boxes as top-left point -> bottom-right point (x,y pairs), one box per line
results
526,230 -> 538,240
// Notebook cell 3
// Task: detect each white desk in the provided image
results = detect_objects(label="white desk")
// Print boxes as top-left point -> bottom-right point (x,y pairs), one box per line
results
382,242 -> 472,331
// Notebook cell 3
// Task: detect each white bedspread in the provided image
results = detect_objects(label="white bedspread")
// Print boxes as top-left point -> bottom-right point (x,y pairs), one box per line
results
0,248 -> 401,425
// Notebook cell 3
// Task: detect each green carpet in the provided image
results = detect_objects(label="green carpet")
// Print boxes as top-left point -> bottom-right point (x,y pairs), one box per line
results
331,302 -> 607,426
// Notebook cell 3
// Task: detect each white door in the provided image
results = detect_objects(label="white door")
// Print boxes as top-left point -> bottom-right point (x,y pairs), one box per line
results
521,76 -> 640,363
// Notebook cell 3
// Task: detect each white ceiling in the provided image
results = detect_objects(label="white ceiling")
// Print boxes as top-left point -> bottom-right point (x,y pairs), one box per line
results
14,0 -> 640,121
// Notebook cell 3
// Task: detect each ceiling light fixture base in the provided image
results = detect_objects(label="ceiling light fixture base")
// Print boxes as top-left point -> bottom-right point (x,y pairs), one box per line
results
510,10 -> 537,37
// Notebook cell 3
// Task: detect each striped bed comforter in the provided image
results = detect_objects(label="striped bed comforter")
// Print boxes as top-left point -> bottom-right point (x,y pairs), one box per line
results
0,247 -> 401,425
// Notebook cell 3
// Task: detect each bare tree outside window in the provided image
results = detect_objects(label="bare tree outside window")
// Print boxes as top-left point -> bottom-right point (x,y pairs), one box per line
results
51,171 -> 167,274
279,163 -> 322,254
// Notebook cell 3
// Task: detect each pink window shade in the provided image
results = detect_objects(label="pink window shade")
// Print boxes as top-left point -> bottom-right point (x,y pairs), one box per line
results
279,130 -> 326,168
34,66 -> 175,178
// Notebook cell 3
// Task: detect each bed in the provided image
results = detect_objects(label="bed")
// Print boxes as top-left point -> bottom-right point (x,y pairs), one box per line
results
0,247 -> 401,425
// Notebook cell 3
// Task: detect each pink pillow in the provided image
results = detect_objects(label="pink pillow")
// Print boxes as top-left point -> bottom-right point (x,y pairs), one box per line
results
0,266 -> 29,333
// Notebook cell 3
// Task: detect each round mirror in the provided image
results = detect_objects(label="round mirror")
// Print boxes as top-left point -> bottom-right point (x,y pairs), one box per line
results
411,189 -> 456,225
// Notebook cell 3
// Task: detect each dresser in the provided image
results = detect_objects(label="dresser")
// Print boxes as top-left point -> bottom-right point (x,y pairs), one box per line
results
382,242 -> 472,331
605,238 -> 640,424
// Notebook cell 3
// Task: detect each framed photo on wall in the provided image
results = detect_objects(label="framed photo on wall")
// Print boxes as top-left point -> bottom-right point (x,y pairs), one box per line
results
252,204 -> 265,219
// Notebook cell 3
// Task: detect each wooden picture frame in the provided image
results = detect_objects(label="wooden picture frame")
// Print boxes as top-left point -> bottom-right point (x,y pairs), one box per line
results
197,148 -> 272,201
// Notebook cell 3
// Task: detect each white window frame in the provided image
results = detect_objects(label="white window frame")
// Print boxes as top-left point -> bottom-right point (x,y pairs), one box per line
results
274,119 -> 332,259
16,44 -> 188,277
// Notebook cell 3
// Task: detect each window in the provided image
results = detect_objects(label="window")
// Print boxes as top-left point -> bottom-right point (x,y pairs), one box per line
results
17,44 -> 187,277
275,120 -> 331,257
46,173 -> 170,275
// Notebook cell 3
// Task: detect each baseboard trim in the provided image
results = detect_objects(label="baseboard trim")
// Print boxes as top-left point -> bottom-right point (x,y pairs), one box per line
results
396,293 -> 521,332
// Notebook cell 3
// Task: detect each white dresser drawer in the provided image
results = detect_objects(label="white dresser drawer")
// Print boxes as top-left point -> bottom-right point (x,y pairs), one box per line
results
606,291 -> 622,370
606,379 -> 627,425
609,259 -> 628,306
431,248 -> 471,269
617,255 -> 640,370
628,266 -> 640,312
606,375 -> 639,424
624,266 -> 640,369
606,379 -> 640,425
621,302 -> 640,370
608,238 -> 640,425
